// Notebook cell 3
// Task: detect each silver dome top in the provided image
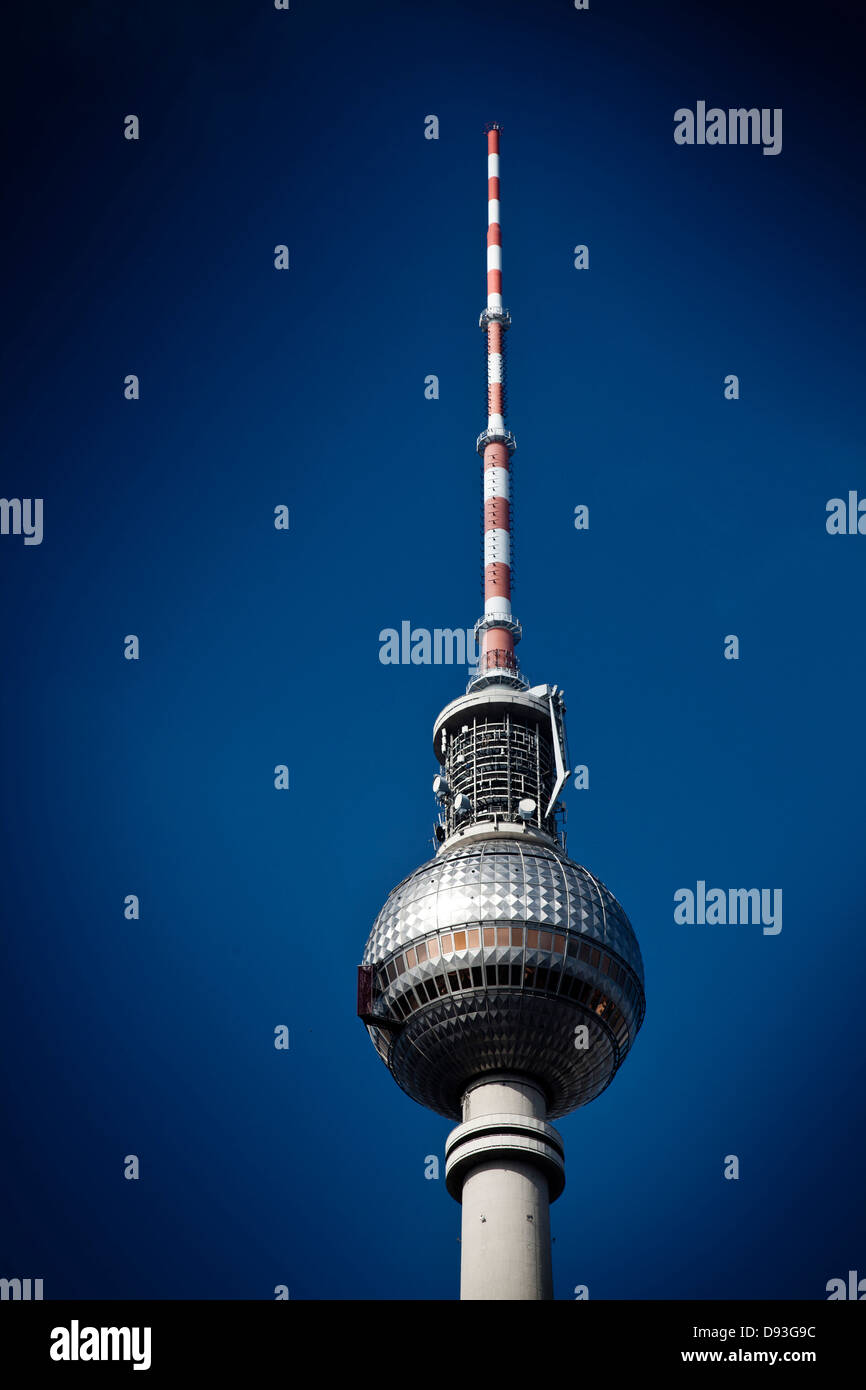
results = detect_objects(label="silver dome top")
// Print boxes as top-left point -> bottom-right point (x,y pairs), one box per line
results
364,838 -> 644,982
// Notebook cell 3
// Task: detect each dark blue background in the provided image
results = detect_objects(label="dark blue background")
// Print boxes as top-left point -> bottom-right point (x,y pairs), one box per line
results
2,0 -> 864,1299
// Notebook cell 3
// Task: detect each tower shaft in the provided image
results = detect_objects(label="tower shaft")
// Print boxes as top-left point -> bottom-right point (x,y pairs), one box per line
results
445,1074 -> 563,1300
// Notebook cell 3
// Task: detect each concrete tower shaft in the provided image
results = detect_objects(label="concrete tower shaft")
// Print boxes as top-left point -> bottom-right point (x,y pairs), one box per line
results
446,1076 -> 562,1300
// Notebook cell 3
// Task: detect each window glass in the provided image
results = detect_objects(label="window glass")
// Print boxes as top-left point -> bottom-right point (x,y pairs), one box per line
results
552,934 -> 565,953
416,941 -> 428,963
467,928 -> 480,949
406,947 -> 417,968
428,939 -> 440,961
483,927 -> 495,947
527,929 -> 540,948
496,926 -> 510,946
539,931 -> 552,951
453,930 -> 467,952
441,933 -> 453,954
511,927 -> 523,947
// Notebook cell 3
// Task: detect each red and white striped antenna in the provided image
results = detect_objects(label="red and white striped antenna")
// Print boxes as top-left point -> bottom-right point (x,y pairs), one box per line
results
473,124 -> 524,690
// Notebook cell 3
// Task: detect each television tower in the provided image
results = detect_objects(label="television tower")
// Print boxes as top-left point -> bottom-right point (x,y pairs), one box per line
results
358,126 -> 645,1301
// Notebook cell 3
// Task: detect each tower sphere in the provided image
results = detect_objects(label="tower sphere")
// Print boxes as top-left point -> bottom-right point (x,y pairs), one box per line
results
362,836 -> 645,1121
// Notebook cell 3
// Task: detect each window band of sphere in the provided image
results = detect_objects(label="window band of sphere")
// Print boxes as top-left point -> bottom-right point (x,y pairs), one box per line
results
370,923 -> 644,1051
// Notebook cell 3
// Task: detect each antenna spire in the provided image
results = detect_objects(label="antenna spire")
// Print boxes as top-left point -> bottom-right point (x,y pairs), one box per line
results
472,125 -> 523,690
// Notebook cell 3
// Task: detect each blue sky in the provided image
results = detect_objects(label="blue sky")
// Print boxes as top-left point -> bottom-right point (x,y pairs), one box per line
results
2,0 -> 864,1299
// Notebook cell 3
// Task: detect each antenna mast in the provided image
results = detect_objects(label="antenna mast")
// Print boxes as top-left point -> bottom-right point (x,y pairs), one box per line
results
473,124 -> 523,690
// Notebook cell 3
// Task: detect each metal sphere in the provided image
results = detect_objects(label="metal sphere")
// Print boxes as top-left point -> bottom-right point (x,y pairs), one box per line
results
362,837 -> 645,1120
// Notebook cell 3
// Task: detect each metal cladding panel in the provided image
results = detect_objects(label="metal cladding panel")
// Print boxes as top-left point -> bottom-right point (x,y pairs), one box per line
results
363,839 -> 644,984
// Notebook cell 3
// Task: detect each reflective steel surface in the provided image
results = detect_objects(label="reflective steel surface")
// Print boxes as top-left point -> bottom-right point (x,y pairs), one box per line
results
362,839 -> 645,1119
